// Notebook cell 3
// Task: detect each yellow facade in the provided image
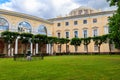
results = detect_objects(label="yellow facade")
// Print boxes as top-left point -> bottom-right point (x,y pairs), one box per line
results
0,7 -> 119,56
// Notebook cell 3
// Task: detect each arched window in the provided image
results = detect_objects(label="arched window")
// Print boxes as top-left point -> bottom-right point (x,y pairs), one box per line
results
0,17 -> 9,30
38,25 -> 47,35
18,21 -> 31,33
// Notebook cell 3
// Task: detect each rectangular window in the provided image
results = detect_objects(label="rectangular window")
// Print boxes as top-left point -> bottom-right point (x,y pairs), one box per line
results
94,45 -> 98,51
74,31 -> 78,38
57,32 -> 61,38
104,26 -> 109,34
58,45 -> 61,52
83,20 -> 87,24
74,21 -> 78,25
66,45 -> 69,52
93,18 -> 97,23
65,22 -> 69,26
57,23 -> 61,27
93,29 -> 98,37
83,30 -> 87,38
65,32 -> 69,38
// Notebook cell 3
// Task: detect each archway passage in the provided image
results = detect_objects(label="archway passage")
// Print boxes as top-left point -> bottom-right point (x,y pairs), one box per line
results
0,17 -> 9,30
18,21 -> 31,33
0,40 -> 4,54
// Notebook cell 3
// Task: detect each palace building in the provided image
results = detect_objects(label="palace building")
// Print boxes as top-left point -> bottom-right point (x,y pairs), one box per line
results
0,6 -> 118,56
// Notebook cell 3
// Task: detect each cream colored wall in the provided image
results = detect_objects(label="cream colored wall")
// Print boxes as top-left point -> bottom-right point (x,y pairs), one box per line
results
53,15 -> 118,53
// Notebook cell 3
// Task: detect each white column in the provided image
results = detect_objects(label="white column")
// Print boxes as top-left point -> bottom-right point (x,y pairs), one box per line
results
33,49 -> 35,55
11,48 -> 14,56
46,44 -> 49,53
15,38 -> 18,54
49,44 -> 51,54
30,43 -> 33,55
8,44 -> 10,56
36,43 -> 38,54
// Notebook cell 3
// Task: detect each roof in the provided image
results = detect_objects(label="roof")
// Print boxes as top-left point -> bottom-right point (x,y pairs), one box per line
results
0,9 -> 53,24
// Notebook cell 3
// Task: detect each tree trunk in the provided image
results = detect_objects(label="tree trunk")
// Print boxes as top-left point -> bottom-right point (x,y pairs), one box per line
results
109,43 -> 112,54
66,43 -> 67,53
86,45 -> 88,54
60,44 -> 62,53
98,45 -> 100,54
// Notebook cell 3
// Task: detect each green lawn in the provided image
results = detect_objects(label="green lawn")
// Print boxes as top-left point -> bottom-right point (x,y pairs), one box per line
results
0,55 -> 120,80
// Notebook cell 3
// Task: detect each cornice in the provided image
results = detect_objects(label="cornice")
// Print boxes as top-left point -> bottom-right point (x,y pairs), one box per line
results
0,9 -> 53,24
48,10 -> 115,21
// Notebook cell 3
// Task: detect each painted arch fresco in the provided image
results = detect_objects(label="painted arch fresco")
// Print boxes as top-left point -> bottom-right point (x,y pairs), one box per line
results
0,17 -> 9,30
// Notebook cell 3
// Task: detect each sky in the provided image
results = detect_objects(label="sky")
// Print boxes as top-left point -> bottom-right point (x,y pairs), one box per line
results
0,0 -> 117,19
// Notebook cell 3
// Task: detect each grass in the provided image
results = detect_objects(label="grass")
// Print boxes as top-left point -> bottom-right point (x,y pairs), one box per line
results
0,55 -> 120,80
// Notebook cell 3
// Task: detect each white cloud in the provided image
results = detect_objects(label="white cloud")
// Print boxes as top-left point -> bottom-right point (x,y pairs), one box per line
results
0,0 -> 79,19
0,0 -> 117,19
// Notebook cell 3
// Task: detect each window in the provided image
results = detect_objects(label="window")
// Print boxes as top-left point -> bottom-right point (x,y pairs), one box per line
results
57,23 -> 61,27
58,45 -> 61,52
94,45 -> 98,51
93,29 -> 98,37
83,29 -> 87,38
65,31 -> 69,38
84,10 -> 88,14
104,26 -> 109,34
93,18 -> 97,23
65,22 -> 69,26
0,18 -> 9,30
18,21 -> 31,33
74,31 -> 78,38
57,32 -> 61,38
78,10 -> 82,15
66,45 -> 69,52
83,20 -> 87,24
74,21 -> 78,25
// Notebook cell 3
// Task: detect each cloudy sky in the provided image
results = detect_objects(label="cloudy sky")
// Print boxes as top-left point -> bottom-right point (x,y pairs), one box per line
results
0,0 -> 116,19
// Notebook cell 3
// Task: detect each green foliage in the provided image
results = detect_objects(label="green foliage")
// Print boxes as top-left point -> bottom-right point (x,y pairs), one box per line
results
35,34 -> 47,44
70,38 -> 81,46
107,0 -> 120,49
1,31 -> 19,43
20,33 -> 33,44
57,38 -> 69,45
81,37 -> 91,45
92,35 -> 108,46
47,37 -> 58,44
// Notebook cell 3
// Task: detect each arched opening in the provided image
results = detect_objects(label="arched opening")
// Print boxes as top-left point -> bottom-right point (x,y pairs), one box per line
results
18,21 -> 31,33
38,25 -> 47,35
0,17 -> 9,30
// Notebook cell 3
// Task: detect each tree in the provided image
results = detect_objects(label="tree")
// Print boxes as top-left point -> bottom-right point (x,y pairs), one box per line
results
57,38 -> 68,53
106,34 -> 114,53
35,34 -> 47,54
20,33 -> 33,56
70,38 -> 81,53
81,37 -> 91,53
92,35 -> 108,54
47,37 -> 58,54
1,31 -> 19,56
64,38 -> 70,53
107,0 -> 120,49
